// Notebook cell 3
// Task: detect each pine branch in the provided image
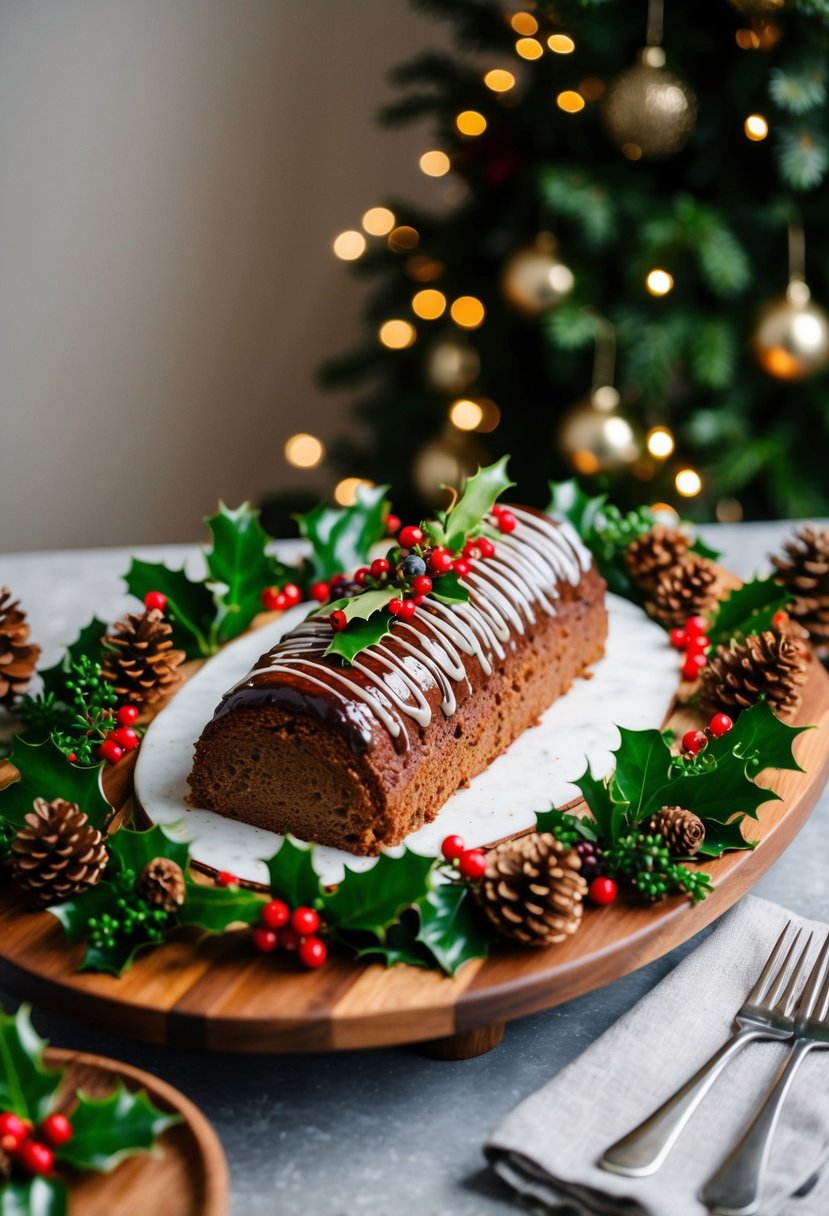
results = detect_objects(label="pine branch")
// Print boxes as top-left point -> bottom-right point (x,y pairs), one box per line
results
776,126 -> 829,190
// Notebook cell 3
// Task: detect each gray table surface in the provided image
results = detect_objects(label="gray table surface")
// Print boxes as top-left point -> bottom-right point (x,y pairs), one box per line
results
1,521 -> 827,1216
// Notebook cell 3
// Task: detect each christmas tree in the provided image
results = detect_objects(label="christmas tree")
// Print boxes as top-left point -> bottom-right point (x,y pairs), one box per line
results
315,0 -> 829,523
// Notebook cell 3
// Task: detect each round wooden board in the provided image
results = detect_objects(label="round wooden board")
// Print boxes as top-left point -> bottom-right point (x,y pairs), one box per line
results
42,1047 -> 228,1216
1,661 -> 828,1059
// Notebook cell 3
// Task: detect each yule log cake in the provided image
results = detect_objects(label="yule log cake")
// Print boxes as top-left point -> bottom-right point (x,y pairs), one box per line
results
188,507 -> 607,856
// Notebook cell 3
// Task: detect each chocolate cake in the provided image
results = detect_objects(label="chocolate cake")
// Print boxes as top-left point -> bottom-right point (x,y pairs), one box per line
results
188,507 -> 607,855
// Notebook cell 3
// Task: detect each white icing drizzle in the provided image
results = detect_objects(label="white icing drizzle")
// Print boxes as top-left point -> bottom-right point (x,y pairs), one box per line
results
225,509 -> 594,749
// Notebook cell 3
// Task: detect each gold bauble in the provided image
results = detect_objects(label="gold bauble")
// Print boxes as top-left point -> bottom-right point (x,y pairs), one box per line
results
752,280 -> 829,381
501,234 -> 574,316
602,48 -> 697,159
412,429 -> 487,507
426,335 -> 481,394
558,387 -> 640,475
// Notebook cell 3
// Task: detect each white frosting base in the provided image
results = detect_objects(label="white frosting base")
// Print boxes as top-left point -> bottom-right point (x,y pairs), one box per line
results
134,594 -> 677,886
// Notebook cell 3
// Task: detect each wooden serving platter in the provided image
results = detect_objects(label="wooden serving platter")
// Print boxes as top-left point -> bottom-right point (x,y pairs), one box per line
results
1,658 -> 827,1060
43,1047 -> 228,1215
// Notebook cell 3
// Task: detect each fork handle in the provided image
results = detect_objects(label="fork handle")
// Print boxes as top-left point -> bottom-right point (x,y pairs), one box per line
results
700,1040 -> 813,1216
600,1027 -> 763,1177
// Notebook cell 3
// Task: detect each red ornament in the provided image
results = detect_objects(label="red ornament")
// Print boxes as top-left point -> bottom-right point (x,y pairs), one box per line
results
97,740 -> 123,766
370,558 -> 390,579
412,575 -> 432,597
458,849 -> 487,880
589,876 -> 618,906
385,514 -> 401,536
399,599 -> 417,621
282,583 -> 302,607
291,906 -> 321,936
682,729 -> 708,756
685,635 -> 710,657
355,566 -> 370,585
261,899 -> 290,930
18,1141 -> 54,1177
0,1112 -> 31,1152
681,653 -> 708,680
252,927 -> 279,954
216,870 -> 238,888
389,598 -> 404,616
116,704 -> 140,726
708,712 -> 734,738
441,834 -> 465,861
496,510 -> 517,534
39,1114 -> 73,1148
428,548 -> 453,574
143,591 -> 167,613
299,936 -> 328,969
398,525 -> 424,549
310,581 -> 330,603
330,610 -> 347,632
669,628 -> 687,650
685,614 -> 708,638
279,927 -> 301,952
113,726 -> 140,751
453,558 -> 472,578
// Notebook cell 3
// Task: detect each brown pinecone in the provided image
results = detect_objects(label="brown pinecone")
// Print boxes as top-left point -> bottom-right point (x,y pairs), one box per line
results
475,832 -> 587,948
101,609 -> 185,706
11,798 -> 108,909
771,524 -> 829,644
648,806 -> 706,856
700,630 -> 808,722
645,554 -> 718,630
0,587 -> 41,707
625,526 -> 691,591
136,856 -> 186,912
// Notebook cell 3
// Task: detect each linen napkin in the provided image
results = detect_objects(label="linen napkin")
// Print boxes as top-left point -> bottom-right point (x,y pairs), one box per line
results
486,896 -> 829,1216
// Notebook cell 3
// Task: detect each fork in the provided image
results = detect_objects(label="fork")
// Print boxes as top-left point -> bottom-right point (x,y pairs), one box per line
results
600,923 -> 812,1178
701,932 -> 829,1216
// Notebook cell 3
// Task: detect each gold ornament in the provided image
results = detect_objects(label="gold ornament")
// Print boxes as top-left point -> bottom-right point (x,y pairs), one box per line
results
412,428 -> 487,507
558,386 -> 640,476
425,335 -> 480,394
501,234 -> 574,316
752,279 -> 829,381
602,47 -> 696,159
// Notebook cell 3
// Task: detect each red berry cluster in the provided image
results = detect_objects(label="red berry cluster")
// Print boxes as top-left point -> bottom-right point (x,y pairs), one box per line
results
440,834 -> 487,880
96,703 -> 142,766
252,901 -> 328,969
0,1110 -> 73,1178
261,583 -> 303,613
491,504 -> 517,534
670,614 -> 712,681
680,711 -> 734,758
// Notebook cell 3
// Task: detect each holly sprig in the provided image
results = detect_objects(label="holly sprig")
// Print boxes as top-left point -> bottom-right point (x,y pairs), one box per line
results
0,738 -> 111,833
706,575 -> 793,647
0,1003 -> 180,1213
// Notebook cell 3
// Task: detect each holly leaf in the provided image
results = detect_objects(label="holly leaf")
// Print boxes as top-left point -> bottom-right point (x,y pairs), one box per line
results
181,883 -> 265,932
354,912 -> 434,969
0,1005 -> 61,1123
573,763 -> 629,844
124,558 -> 217,659
325,588 -> 397,623
708,576 -> 793,647
612,727 -> 673,821
295,485 -> 389,581
58,1083 -> 180,1172
38,618 -> 109,703
0,738 -> 110,831
323,613 -> 394,665
441,457 -> 515,553
431,572 -> 470,605
204,502 -> 291,645
651,763 -> 778,827
107,824 -> 191,879
324,849 -> 435,940
0,1179 -> 67,1216
263,838 -> 324,908
48,882 -> 154,976
697,816 -> 755,858
535,807 -> 598,841
545,479 -> 608,543
705,697 -> 810,775
414,885 -> 494,976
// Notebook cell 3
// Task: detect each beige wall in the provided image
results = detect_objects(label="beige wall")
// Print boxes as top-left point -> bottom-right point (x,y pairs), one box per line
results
0,1 -> 442,551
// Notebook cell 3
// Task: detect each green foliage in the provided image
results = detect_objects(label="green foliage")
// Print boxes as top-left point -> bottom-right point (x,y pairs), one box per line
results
776,126 -> 829,190
430,571 -> 470,605
0,1005 -> 61,1123
414,884 -> 495,976
47,656 -> 119,765
430,457 -> 514,551
0,738 -> 111,833
37,619 -> 110,705
295,484 -> 389,582
707,577 -> 793,647
59,1084 -> 180,1173
263,837 -> 324,909
325,849 -> 435,940
534,807 -> 598,844
769,61 -> 827,115
203,502 -> 292,645
605,834 -> 714,904
124,558 -> 216,659
0,1178 -> 67,1216
538,167 -> 614,247
324,613 -> 394,665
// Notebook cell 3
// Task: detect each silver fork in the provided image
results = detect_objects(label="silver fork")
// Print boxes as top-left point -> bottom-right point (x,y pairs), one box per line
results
701,932 -> 829,1216
600,923 -> 812,1178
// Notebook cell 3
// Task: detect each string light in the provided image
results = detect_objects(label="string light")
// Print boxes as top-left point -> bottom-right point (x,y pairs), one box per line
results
646,269 -> 674,296
515,38 -> 544,60
419,150 -> 450,177
456,110 -> 487,136
484,68 -> 516,93
450,296 -> 485,329
388,226 -> 419,252
744,114 -> 769,141
334,477 -> 374,507
284,433 -> 324,469
412,289 -> 446,320
333,231 -> 366,261
449,399 -> 484,431
406,254 -> 445,282
548,34 -> 575,53
362,207 -> 395,236
675,468 -> 702,497
580,77 -> 606,101
557,91 -> 585,113
379,320 -> 416,349
716,498 -> 744,523
622,143 -> 643,161
735,28 -> 761,49
510,12 -> 538,36
646,426 -> 675,458
475,398 -> 501,433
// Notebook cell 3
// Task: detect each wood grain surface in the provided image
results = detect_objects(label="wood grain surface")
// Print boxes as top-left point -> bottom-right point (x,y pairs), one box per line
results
0,654 -> 827,1058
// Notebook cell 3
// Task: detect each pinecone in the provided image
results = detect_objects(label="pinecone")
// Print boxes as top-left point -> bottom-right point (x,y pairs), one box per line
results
136,856 -> 186,912
771,524 -> 829,644
645,554 -> 718,630
625,527 -> 691,591
101,609 -> 185,706
0,587 -> 41,707
700,630 -> 808,722
11,798 -> 108,909
475,832 -> 587,948
647,806 -> 706,856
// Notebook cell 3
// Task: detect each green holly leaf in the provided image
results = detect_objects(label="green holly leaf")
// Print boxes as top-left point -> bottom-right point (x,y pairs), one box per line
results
0,738 -> 110,832
264,838 -> 324,908
430,572 -> 470,605
48,882 -> 152,976
414,885 -> 494,976
107,824 -> 191,879
58,1083 -> 180,1173
38,618 -> 109,703
324,849 -> 435,940
573,763 -> 629,844
708,576 -> 793,647
354,913 -> 434,969
705,697 -> 810,775
651,762 -> 777,827
325,588 -> 397,623
124,558 -> 217,659
697,816 -> 755,858
545,479 -> 608,542
323,613 -> 394,665
441,457 -> 515,553
295,484 -> 389,581
0,1178 -> 67,1216
0,1005 -> 61,1123
612,727 -> 673,821
181,883 -> 265,932
534,807 -> 598,842
203,502 -> 292,645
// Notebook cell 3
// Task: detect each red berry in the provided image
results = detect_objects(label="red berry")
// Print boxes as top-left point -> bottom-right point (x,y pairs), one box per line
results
18,1141 -> 54,1176
441,834 -> 465,861
685,635 -> 710,657
355,566 -> 370,585
708,712 -> 734,738
497,510 -> 517,534
589,876 -> 618,906
330,610 -> 347,632
412,574 -> 432,596
113,726 -> 140,751
216,870 -> 238,888
310,581 -> 330,603
385,514 -> 401,536
681,652 -> 708,680
414,594 -> 426,605
279,927 -> 301,952
389,598 -> 404,616
398,525 -> 424,549
428,548 -> 453,575
261,586 -> 284,611
39,1114 -> 72,1148
97,740 -> 123,766
291,907 -> 320,936
399,599 -> 417,620
477,536 -> 496,558
144,591 -> 167,613
370,558 -> 390,579
67,753 -> 77,764
491,503 -> 505,516
0,1112 -> 31,1152
682,729 -> 708,756
685,614 -> 708,638
458,849 -> 487,881
116,704 -> 140,726
260,899 -> 290,930
282,583 -> 302,607
669,628 -> 688,650
299,936 -> 328,969
453,558 -> 472,578
772,610 -> 787,630
252,927 -> 279,954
